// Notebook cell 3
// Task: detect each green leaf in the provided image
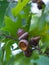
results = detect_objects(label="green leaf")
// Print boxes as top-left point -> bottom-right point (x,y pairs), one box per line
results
41,33 -> 49,53
2,40 -> 15,63
5,1 -> 17,20
29,12 -> 46,37
1,16 -> 22,37
12,0 -> 29,17
0,1 -> 9,28
22,13 -> 32,32
31,55 -> 49,65
5,40 -> 11,62
32,50 -> 39,60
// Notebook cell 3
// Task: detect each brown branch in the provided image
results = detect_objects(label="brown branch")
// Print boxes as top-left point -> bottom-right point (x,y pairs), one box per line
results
0,33 -> 17,41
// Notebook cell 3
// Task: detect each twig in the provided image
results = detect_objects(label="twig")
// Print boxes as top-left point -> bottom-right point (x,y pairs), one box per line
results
32,46 -> 42,54
0,33 -> 17,41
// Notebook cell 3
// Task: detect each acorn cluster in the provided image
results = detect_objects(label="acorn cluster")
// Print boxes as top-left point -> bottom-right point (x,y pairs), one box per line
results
17,29 -> 40,57
32,0 -> 45,9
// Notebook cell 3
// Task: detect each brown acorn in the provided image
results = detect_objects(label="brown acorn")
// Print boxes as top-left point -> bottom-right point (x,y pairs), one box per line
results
32,0 -> 42,3
37,1 -> 45,9
17,29 -> 25,37
29,36 -> 40,46
17,29 -> 28,40
19,39 -> 29,51
37,0 -> 41,3
23,48 -> 32,57
32,0 -> 38,3
18,32 -> 28,40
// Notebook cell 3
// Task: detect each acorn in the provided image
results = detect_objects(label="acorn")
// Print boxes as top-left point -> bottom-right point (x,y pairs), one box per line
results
17,29 -> 28,40
29,36 -> 40,46
17,29 -> 25,37
18,32 -> 28,40
19,39 -> 29,51
37,1 -> 45,9
32,0 -> 42,3
37,0 -> 41,3
32,0 -> 38,3
23,48 -> 32,57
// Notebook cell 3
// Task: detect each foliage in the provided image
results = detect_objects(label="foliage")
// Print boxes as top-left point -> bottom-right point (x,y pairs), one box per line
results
0,0 -> 49,65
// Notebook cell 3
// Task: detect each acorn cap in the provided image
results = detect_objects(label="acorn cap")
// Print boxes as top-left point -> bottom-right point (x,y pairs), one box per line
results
17,29 -> 25,37
32,0 -> 38,3
37,0 -> 45,10
37,0 -> 41,3
29,36 -> 40,46
32,36 -> 40,40
19,39 -> 29,51
23,48 -> 32,57
18,32 -> 28,40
